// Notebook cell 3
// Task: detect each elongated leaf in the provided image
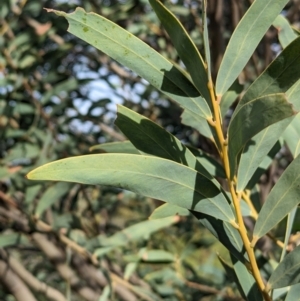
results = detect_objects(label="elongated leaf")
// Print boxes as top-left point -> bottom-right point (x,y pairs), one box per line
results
92,137 -> 226,179
216,0 -> 289,96
283,114 -> 300,158
115,105 -> 215,180
228,93 -> 295,179
220,80 -> 243,119
253,153 -> 300,240
243,140 -> 283,191
187,146 -> 226,179
237,121 -> 289,191
273,15 -> 298,48
149,0 -> 210,103
285,283 -> 300,301
35,182 -> 72,217
272,288 -> 289,301
27,154 -> 235,222
202,0 -> 211,81
230,254 -> 263,301
90,216 -> 178,248
47,8 -> 211,123
237,77 -> 300,190
280,207 -> 297,263
181,109 -> 212,139
237,36 -> 300,107
195,212 -> 247,263
90,141 -> 140,154
149,203 -> 189,220
268,244 -> 300,289
286,79 -> 300,111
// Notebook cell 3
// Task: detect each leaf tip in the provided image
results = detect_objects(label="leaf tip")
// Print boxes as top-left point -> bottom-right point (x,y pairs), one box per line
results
44,8 -> 66,17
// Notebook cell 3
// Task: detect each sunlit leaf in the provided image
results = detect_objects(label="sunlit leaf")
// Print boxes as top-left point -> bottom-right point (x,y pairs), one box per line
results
237,36 -> 300,107
47,8 -> 211,123
27,154 -> 235,222
149,0 -> 210,104
115,105 -> 216,180
283,114 -> 300,158
216,0 -> 289,95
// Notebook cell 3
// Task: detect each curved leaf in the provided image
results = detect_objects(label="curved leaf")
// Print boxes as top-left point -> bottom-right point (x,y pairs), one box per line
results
230,254 -> 263,301
47,8 -> 211,124
115,105 -> 216,180
216,0 -> 289,96
268,244 -> 300,289
253,153 -> 300,240
149,0 -> 210,104
236,121 -> 289,191
237,36 -> 300,108
149,203 -> 189,220
202,0 -> 211,81
228,93 -> 295,179
283,114 -> 300,158
27,154 -> 235,222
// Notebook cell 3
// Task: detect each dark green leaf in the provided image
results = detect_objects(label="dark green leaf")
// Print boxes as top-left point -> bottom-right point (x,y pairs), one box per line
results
149,0 -> 211,104
228,93 -> 295,179
253,153 -> 300,240
237,124 -> 288,191
237,36 -> 300,107
268,244 -> 300,289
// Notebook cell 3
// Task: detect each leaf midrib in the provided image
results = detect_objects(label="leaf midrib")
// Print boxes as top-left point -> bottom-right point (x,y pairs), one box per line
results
42,167 -> 233,220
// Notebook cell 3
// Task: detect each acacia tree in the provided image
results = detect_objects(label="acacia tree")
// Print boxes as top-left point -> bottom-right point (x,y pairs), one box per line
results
2,0 -> 300,300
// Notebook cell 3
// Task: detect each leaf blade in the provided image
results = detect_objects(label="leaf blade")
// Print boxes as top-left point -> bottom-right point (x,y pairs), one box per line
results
47,8 -> 211,123
216,0 -> 289,95
253,153 -> 300,240
228,93 -> 295,179
268,244 -> 300,289
149,0 -> 210,103
27,154 -> 235,222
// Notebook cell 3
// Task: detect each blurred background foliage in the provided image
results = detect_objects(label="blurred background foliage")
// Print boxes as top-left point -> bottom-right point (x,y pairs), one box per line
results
0,0 -> 300,300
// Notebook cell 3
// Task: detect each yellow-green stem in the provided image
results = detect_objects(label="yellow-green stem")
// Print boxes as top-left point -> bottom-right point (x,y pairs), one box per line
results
207,81 -> 271,301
